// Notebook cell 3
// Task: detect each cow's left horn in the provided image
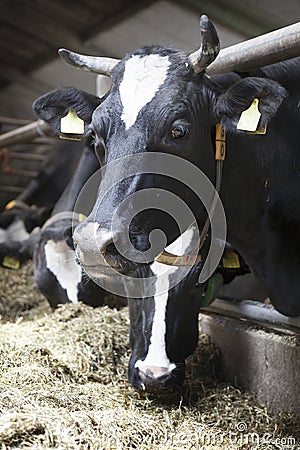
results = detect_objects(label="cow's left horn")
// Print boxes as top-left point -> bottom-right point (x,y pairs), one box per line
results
189,15 -> 220,73
58,48 -> 120,76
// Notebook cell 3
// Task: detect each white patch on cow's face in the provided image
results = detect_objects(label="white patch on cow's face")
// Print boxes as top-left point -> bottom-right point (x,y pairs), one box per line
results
119,54 -> 171,130
0,219 -> 29,243
165,227 -> 195,255
45,240 -> 82,303
135,228 -> 194,375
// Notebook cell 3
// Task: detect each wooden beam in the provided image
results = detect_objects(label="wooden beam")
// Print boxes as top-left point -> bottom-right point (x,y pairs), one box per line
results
207,21 -> 300,74
0,120 -> 53,148
0,117 -> 31,126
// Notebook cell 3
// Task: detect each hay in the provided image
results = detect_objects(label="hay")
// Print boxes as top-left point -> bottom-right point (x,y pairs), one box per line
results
0,263 -> 51,323
0,263 -> 299,449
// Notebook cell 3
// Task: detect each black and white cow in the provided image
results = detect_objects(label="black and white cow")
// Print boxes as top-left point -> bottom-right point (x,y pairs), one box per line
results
32,16 -> 299,391
32,143 -> 108,308
0,140 -> 112,308
0,140 -> 83,244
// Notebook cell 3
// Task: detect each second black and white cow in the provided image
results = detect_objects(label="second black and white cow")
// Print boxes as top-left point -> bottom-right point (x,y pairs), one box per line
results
0,141 -> 110,308
32,143 -> 108,307
0,77 -> 117,307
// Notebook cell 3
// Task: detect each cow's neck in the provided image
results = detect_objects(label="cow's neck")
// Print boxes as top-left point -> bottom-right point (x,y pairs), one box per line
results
53,146 -> 99,214
215,125 -> 300,316
218,132 -> 267,249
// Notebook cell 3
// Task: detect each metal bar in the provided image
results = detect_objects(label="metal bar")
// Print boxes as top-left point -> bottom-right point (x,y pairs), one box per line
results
0,116 -> 31,126
8,152 -> 46,161
0,186 -> 23,193
0,23 -> 298,150
8,170 -> 39,178
207,21 -> 300,75
201,298 -> 300,333
0,120 -> 53,148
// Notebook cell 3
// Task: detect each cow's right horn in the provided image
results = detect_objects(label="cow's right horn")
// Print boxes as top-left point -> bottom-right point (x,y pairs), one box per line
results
189,15 -> 220,73
58,48 -> 120,76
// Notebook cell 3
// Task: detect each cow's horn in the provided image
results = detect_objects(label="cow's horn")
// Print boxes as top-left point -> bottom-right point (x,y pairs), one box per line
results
58,48 -> 120,76
189,15 -> 220,73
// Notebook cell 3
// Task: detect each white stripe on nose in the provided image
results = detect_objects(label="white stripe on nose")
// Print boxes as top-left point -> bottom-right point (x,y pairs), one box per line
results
135,227 -> 195,378
134,289 -> 176,376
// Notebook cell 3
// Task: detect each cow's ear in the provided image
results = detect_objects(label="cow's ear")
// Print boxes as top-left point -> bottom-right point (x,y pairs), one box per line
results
215,77 -> 287,133
33,87 -> 101,135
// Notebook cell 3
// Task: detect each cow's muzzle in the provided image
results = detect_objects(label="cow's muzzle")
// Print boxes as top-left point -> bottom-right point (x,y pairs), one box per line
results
73,221 -> 139,276
130,363 -> 185,394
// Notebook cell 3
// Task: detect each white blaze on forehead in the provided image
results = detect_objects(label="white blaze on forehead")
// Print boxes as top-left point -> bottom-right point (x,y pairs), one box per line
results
45,240 -> 82,303
135,228 -> 194,374
119,54 -> 171,130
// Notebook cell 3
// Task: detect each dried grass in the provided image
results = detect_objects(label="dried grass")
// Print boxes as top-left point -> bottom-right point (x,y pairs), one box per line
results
0,263 -> 299,449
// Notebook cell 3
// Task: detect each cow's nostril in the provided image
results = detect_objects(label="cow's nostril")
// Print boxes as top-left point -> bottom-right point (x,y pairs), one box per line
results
73,223 -> 116,257
137,366 -> 174,388
140,366 -> 170,380
133,361 -> 186,393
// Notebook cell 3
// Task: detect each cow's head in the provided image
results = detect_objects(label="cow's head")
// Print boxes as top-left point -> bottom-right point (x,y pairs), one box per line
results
0,202 -> 52,244
33,15 -> 287,282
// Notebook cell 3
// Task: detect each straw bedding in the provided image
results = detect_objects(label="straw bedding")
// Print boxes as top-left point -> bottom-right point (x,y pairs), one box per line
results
0,263 -> 299,449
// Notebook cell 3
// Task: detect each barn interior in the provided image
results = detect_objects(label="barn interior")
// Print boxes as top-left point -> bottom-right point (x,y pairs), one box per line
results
0,0 -> 298,119
0,0 -> 299,207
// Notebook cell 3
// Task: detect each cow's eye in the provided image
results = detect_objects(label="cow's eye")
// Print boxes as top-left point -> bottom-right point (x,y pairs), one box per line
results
171,123 -> 188,140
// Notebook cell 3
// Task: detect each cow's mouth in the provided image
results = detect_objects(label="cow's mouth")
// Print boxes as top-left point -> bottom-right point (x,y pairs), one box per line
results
73,226 -> 162,279
129,363 -> 186,394
78,252 -> 142,278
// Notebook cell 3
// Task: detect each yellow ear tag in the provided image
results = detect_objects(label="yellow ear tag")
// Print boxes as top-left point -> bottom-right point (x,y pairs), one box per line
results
60,109 -> 84,141
247,123 -> 267,135
78,213 -> 87,223
237,98 -> 261,132
3,255 -> 20,270
5,200 -> 16,211
222,251 -> 240,269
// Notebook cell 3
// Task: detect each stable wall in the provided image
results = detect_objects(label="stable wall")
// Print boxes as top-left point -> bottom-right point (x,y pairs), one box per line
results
200,313 -> 300,416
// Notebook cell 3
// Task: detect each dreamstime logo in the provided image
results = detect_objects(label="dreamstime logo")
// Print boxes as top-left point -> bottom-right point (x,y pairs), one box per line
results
73,152 -> 227,298
75,422 -> 298,449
